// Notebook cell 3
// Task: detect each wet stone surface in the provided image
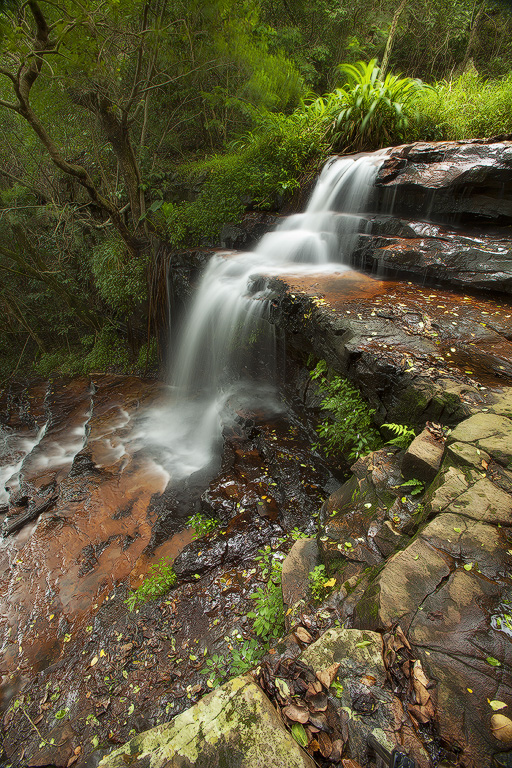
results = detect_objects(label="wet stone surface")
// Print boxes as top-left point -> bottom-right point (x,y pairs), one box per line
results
0,376 -> 335,768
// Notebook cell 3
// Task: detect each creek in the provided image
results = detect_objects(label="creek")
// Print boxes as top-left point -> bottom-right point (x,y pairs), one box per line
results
2,142 -> 512,768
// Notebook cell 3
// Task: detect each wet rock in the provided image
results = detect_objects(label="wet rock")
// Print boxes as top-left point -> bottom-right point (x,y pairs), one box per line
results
300,628 -> 429,767
446,440 -> 490,469
281,538 -> 319,631
376,140 -> 512,225
402,428 -> 445,484
97,674 -> 317,768
373,520 -> 409,558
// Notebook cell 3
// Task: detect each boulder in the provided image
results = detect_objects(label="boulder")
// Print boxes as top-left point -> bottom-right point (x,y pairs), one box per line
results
401,428 -> 445,483
281,537 -> 319,631
300,628 -> 429,767
98,675 -> 316,768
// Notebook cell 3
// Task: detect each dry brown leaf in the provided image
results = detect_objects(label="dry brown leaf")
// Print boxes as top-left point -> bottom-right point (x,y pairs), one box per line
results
412,659 -> 429,687
316,662 -> 340,689
360,674 -> 377,687
408,704 -> 431,724
396,625 -> 411,650
282,704 -> 309,724
318,731 -> 333,758
491,714 -> 512,746
307,738 -> 320,754
66,757 -> 79,768
306,691 -> 328,711
342,760 -> 363,768
482,460 -> 489,470
295,626 -> 313,644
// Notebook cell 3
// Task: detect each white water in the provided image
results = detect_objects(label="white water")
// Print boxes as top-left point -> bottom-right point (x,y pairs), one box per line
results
0,153 -> 385,499
146,152 -> 385,481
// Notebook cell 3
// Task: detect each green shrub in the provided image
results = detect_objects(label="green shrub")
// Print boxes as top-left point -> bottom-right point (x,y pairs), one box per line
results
82,327 -> 131,373
162,105 -> 330,247
330,59 -> 431,151
247,546 -> 285,642
124,557 -> 177,611
311,360 -> 382,461
309,564 -> 336,602
414,71 -> 512,141
91,234 -> 148,314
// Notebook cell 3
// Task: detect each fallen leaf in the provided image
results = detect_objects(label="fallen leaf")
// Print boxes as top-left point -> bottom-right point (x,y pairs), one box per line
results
323,578 -> 336,588
486,657 -> 502,667
316,662 -> 340,689
275,678 -> 291,699
294,627 -> 313,644
490,701 -> 508,711
360,674 -> 377,687
291,722 -> 308,747
318,731 -> 333,758
491,714 -> 512,746
306,691 -> 328,712
90,656 -> 98,667
67,757 -> 79,767
282,704 -> 309,723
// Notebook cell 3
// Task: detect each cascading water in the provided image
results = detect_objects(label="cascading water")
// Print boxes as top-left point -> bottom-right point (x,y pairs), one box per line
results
139,152 -> 385,482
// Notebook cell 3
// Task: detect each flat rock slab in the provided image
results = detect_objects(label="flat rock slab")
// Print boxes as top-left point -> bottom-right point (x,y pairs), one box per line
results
450,413 -> 512,468
98,675 -> 316,768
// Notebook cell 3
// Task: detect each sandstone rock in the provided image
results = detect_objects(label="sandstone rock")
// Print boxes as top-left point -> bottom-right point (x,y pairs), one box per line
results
402,428 -> 445,483
354,536 -> 451,632
449,412 -> 512,447
446,441 -> 490,470
373,520 -> 409,558
450,477 -> 512,524
98,675 -> 316,768
300,628 -> 429,767
281,537 -> 319,630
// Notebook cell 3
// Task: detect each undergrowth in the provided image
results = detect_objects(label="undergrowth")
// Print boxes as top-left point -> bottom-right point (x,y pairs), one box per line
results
311,360 -> 382,461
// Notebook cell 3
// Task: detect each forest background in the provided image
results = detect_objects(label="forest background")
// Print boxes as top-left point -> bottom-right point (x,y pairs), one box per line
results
1,0 -> 512,381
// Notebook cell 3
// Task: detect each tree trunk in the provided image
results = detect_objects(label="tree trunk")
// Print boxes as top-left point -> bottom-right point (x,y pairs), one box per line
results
380,0 -> 408,80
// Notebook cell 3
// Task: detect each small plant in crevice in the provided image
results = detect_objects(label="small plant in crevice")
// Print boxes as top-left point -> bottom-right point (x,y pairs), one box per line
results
308,564 -> 336,603
311,360 -> 382,461
382,422 -> 416,449
187,512 -> 222,539
124,557 -> 177,611
400,477 -> 425,497
248,549 -> 285,642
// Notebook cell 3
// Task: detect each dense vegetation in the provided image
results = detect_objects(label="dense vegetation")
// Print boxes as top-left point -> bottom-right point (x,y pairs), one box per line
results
1,0 -> 512,380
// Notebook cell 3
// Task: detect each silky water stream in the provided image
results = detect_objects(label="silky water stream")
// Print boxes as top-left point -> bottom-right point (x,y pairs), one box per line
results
139,152 -> 386,483
0,153 -> 388,768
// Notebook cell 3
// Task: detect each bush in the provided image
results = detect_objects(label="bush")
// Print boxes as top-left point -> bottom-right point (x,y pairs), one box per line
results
413,71 -> 512,141
124,557 -> 177,611
311,360 -> 382,461
162,105 -> 331,247
330,59 -> 431,151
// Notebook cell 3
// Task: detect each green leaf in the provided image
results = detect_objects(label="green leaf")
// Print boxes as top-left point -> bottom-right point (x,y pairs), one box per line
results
486,656 -> 502,667
55,708 -> 68,720
291,722 -> 308,747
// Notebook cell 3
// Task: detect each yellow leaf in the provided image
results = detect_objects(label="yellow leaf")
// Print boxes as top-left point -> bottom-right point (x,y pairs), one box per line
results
467,688 -> 473,693
286,608 -> 292,615
90,656 -> 98,667
490,701 -> 508,711
323,578 -> 336,588
99,649 -> 106,658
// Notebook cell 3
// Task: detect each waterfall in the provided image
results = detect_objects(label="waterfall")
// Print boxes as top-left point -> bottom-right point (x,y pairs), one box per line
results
140,152 -> 385,482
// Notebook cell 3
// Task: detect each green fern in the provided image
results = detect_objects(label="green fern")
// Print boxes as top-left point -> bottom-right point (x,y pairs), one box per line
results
381,422 -> 416,449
